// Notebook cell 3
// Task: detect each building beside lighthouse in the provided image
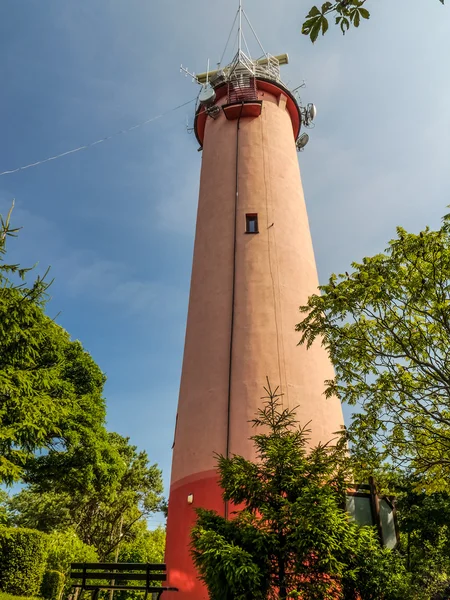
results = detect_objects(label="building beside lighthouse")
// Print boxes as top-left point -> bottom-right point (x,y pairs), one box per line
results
165,8 -> 345,598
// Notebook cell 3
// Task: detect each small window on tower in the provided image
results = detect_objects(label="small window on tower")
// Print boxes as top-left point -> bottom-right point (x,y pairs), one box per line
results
245,214 -> 259,234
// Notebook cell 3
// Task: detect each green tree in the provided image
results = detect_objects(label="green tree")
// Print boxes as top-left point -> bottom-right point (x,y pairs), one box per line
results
297,211 -> 450,491
117,523 -> 165,563
302,1 -> 444,43
392,474 -> 450,599
45,528 -> 98,598
191,382 -> 409,600
113,525 -> 166,600
0,490 -> 11,525
46,528 -> 99,574
0,205 -> 107,484
365,468 -> 450,598
8,490 -> 74,532
11,433 -> 165,559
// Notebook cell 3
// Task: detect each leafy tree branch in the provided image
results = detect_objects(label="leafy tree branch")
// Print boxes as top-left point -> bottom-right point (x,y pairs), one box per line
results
297,210 -> 450,491
302,0 -> 444,43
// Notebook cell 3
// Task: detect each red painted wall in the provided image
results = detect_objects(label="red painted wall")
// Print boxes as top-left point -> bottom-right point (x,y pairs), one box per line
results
165,471 -> 223,598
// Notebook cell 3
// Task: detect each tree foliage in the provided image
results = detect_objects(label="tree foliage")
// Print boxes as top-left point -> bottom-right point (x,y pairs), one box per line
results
46,528 -> 99,575
0,205 -> 107,484
297,212 -> 450,491
0,491 -> 10,526
302,1 -> 444,43
114,525 -> 166,600
191,383 -> 409,600
391,473 -> 450,599
117,523 -> 165,564
40,570 -> 65,600
0,206 -> 165,563
363,468 -> 450,598
0,527 -> 49,596
45,528 -> 99,599
10,433 -> 164,559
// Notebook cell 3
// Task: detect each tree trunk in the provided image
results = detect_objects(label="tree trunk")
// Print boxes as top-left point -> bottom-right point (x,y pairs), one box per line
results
108,514 -> 124,600
277,549 -> 287,599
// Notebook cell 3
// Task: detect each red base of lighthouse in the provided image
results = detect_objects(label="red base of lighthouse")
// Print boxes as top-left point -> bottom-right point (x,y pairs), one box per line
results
165,470 -> 224,599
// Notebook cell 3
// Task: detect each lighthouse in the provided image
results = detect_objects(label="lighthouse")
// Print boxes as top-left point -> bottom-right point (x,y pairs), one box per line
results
165,5 -> 345,597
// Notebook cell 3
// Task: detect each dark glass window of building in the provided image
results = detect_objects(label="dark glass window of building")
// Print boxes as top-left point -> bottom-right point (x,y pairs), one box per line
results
246,214 -> 259,234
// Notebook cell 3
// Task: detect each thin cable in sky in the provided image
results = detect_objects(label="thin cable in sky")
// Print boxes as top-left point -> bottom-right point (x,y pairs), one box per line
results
0,98 -> 196,177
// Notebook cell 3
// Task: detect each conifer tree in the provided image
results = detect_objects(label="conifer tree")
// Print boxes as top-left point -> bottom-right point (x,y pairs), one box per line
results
0,204 -> 106,483
191,382 -> 409,600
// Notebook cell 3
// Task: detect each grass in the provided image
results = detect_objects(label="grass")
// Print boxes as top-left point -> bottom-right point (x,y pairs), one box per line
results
0,592 -> 42,600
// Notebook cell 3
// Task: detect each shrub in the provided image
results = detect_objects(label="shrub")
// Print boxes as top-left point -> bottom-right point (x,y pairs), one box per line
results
46,529 -> 98,599
41,571 -> 65,600
46,529 -> 98,575
0,527 -> 49,596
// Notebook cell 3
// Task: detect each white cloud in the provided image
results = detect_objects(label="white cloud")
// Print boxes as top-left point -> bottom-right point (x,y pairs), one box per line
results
0,198 -> 186,319
62,253 -> 185,317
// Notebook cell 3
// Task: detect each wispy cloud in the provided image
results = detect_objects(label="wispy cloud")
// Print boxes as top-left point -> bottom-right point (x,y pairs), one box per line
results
61,253 -> 186,317
0,198 -> 186,319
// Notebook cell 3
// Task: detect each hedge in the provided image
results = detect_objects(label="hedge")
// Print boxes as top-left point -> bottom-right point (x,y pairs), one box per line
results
0,527 -> 49,596
41,570 -> 65,600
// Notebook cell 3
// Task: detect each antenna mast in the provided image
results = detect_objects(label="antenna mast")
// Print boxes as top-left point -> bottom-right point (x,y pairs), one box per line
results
238,0 -> 243,55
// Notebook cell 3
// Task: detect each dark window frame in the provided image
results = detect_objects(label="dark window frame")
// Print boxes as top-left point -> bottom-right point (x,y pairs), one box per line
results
245,213 -> 259,234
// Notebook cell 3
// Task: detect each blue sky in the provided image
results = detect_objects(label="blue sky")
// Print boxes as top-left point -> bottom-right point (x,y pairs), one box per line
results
1,0 -> 449,526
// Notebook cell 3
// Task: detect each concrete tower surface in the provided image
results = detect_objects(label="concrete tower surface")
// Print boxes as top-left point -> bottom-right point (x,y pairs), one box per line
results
165,11 -> 345,598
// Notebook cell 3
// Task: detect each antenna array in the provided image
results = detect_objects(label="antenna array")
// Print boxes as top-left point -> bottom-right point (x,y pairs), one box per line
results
179,0 -> 318,151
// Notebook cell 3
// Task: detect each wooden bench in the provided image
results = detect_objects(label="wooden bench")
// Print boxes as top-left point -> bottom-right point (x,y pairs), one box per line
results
70,562 -> 178,600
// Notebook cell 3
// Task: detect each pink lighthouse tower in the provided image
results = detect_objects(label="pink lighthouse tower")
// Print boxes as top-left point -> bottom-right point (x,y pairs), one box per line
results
165,5 -> 345,598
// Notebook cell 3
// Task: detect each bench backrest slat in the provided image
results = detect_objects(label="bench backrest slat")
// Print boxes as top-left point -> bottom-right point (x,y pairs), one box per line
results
69,563 -> 173,593
71,585 -> 167,592
71,572 -> 166,582
71,563 -> 166,571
